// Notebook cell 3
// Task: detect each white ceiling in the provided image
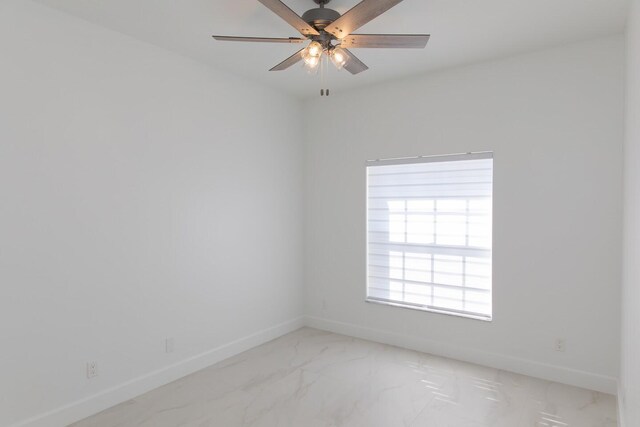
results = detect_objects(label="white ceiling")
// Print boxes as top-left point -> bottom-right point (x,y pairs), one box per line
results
35,0 -> 629,98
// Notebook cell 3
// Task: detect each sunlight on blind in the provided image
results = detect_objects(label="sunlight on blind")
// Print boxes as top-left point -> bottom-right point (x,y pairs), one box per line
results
366,153 -> 493,320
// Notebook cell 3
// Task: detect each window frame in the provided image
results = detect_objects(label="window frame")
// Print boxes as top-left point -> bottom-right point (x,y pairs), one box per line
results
365,152 -> 494,322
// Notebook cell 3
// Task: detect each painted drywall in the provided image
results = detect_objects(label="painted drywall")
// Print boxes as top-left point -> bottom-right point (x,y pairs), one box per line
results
304,36 -> 624,393
621,0 -> 640,424
0,1 -> 304,426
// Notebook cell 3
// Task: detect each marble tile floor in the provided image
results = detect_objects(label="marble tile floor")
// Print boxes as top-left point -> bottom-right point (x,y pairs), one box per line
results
71,327 -> 617,427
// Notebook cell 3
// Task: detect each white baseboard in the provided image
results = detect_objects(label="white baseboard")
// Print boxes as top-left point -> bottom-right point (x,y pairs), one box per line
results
617,381 -> 626,427
304,315 -> 618,395
10,317 -> 305,427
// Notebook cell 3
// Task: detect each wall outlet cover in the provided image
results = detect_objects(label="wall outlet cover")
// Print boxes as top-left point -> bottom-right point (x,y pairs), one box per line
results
86,361 -> 98,379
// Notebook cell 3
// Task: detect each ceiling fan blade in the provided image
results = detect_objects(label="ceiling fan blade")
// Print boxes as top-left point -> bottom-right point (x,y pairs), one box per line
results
342,49 -> 369,74
326,0 -> 403,39
212,35 -> 306,43
257,0 -> 320,37
269,48 -> 306,71
340,34 -> 430,48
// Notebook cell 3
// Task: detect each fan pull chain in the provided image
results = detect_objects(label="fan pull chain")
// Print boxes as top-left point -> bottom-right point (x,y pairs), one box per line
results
320,54 -> 325,96
320,54 -> 330,97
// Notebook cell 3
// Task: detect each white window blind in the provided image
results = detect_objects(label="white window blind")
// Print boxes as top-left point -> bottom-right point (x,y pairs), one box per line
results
366,153 -> 493,320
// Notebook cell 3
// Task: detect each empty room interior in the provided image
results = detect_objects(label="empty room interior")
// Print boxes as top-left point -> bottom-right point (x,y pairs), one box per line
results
1,0 -> 640,426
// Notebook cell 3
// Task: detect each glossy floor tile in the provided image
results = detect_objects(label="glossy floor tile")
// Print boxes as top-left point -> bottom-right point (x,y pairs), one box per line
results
70,328 -> 617,427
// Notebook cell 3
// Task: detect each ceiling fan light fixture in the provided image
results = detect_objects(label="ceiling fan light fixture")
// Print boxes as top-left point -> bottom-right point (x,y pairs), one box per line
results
302,41 -> 324,72
330,46 -> 348,70
306,41 -> 323,58
303,55 -> 321,73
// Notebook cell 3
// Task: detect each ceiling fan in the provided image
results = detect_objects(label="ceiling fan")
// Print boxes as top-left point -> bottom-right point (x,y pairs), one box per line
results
212,0 -> 430,77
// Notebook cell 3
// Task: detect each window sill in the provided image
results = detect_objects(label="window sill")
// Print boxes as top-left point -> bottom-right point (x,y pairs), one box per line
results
365,298 -> 493,322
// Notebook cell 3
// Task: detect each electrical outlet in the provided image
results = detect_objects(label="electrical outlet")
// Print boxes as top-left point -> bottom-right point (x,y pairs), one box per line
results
322,300 -> 327,311
555,339 -> 566,352
165,337 -> 174,354
86,361 -> 98,379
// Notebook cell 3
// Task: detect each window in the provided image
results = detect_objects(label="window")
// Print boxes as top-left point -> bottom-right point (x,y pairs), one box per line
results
366,152 -> 493,320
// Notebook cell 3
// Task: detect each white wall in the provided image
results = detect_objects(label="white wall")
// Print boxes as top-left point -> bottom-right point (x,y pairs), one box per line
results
621,0 -> 640,424
304,36 -> 624,394
0,1 -> 304,426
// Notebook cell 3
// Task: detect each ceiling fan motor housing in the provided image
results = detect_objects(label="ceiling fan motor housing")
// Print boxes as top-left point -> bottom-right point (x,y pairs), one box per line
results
302,7 -> 341,31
